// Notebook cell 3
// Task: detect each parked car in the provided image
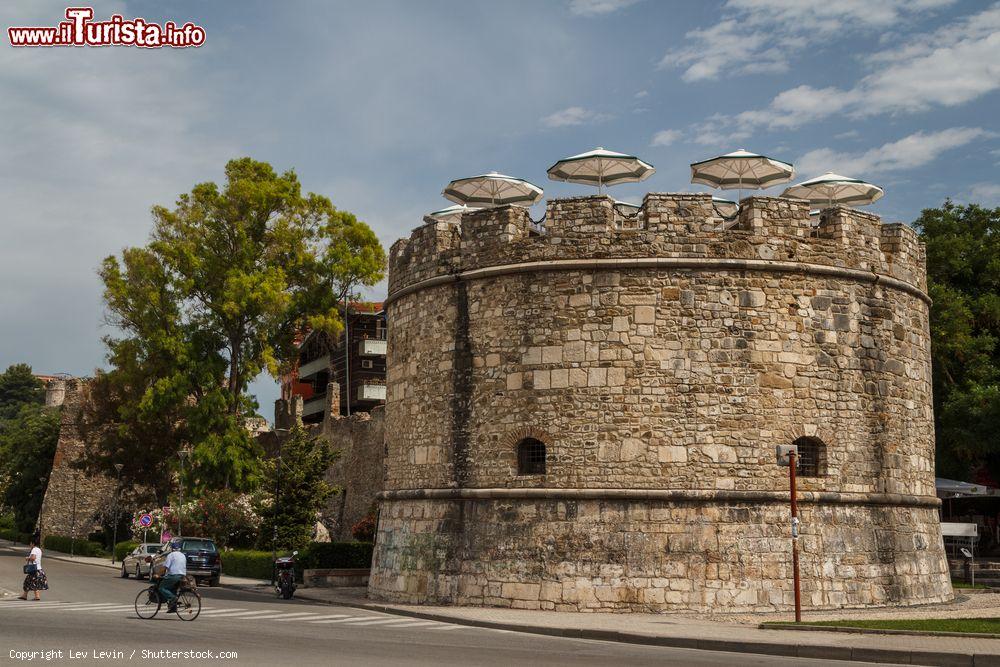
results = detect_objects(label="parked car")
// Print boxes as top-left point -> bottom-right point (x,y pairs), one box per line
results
152,537 -> 222,587
121,543 -> 163,579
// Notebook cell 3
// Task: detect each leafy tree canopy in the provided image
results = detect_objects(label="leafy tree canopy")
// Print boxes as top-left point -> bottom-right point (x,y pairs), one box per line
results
0,364 -> 44,420
916,201 -> 1000,481
80,158 -> 385,496
257,428 -> 338,551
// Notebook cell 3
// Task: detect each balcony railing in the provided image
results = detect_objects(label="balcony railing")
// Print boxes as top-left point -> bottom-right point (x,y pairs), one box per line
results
297,353 -> 331,380
302,395 -> 326,417
359,338 -> 387,356
357,382 -> 386,402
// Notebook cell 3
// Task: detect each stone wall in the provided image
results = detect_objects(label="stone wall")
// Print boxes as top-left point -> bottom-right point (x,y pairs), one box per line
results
38,379 -> 116,540
370,193 -> 951,612
274,385 -> 385,541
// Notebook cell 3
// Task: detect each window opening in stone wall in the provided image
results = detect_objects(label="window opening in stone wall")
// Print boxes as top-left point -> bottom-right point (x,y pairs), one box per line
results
517,438 -> 546,475
793,436 -> 824,477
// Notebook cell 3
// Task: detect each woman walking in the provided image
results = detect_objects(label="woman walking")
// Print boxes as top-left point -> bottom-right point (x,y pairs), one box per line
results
18,536 -> 46,601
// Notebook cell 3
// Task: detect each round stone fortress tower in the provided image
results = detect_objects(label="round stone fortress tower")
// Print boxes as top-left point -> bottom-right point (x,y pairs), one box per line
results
369,194 -> 952,612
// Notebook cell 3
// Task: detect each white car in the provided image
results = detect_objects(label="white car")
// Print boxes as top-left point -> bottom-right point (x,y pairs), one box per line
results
120,543 -> 163,579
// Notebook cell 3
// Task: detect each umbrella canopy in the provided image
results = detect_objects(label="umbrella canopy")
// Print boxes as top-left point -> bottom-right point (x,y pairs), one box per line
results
712,196 -> 738,218
690,149 -> 794,201
443,172 -> 544,207
547,147 -> 655,193
427,204 -> 481,224
781,172 -> 884,207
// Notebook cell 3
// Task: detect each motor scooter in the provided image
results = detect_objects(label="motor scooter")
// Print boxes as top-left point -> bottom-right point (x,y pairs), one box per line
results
274,550 -> 298,600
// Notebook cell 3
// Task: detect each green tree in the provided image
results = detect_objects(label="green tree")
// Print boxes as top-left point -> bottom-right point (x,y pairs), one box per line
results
81,158 -> 385,494
0,367 -> 60,533
0,364 -> 44,420
915,201 -> 1000,480
257,428 -> 338,551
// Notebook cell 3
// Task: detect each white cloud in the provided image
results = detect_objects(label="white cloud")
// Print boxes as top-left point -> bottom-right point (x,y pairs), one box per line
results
967,182 -> 1000,205
795,127 -> 992,177
540,106 -> 612,128
660,0 -> 956,82
568,0 -> 642,16
650,129 -> 682,147
696,5 -> 1000,136
634,90 -> 648,99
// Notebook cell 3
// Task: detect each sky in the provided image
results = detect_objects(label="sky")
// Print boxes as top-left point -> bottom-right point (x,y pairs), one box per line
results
1,0 -> 998,416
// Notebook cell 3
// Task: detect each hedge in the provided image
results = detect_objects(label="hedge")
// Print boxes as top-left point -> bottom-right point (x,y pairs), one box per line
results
114,540 -> 139,562
0,528 -> 33,544
300,542 -> 373,570
221,542 -> 375,581
43,535 -> 107,557
221,550 -> 273,580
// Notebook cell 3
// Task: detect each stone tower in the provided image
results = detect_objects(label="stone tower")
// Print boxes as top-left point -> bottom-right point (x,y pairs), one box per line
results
369,194 -> 952,612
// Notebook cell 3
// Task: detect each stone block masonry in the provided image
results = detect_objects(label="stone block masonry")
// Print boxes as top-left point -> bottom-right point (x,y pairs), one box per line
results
38,379 -> 117,540
370,193 -> 951,612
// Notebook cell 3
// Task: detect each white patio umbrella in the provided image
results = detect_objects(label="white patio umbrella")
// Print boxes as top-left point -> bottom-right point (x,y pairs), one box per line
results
443,172 -> 544,207
690,149 -> 795,202
712,196 -> 737,218
547,147 -> 655,194
427,204 -> 481,224
781,172 -> 884,208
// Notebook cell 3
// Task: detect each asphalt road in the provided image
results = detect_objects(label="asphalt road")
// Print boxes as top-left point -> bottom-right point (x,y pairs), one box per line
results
0,545 -> 897,666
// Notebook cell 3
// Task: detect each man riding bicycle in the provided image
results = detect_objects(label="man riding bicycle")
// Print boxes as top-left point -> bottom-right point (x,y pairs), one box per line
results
158,540 -> 186,613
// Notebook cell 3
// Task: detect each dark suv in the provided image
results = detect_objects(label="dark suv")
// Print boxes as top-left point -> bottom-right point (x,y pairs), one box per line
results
155,537 -> 222,587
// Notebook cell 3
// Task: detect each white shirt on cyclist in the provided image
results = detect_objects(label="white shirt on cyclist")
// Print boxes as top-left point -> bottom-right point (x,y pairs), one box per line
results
165,550 -> 186,576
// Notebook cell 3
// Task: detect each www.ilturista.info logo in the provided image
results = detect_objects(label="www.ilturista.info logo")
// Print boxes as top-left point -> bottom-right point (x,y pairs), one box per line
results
8,7 -> 205,48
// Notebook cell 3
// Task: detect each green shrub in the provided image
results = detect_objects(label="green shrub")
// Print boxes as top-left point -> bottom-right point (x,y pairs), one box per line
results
299,542 -> 374,570
0,528 -> 33,544
114,540 -> 139,562
42,535 -> 107,557
0,514 -> 13,530
221,550 -> 273,580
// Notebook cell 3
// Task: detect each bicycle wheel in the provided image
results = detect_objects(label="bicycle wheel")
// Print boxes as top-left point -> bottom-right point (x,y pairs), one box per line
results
174,590 -> 201,621
134,587 -> 160,619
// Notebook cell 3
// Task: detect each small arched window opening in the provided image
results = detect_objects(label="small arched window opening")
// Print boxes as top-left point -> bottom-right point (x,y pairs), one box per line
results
793,436 -> 824,477
517,438 -> 547,475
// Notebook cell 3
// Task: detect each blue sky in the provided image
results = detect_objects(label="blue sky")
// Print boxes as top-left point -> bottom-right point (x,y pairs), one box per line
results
1,0 -> 998,414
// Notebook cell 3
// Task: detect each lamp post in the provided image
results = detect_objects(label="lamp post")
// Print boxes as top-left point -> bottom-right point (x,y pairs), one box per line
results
111,463 -> 124,564
177,447 -> 191,538
271,428 -> 290,584
776,444 -> 802,623
70,472 -> 78,558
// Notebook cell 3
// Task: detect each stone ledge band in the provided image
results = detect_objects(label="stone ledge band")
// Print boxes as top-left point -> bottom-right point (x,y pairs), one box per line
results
377,488 -> 941,509
385,257 -> 930,307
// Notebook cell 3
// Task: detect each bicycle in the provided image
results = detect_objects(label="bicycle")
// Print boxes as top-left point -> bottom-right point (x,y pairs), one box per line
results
134,577 -> 201,621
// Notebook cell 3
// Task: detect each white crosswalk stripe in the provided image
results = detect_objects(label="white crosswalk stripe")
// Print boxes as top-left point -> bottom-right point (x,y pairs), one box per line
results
193,608 -> 247,615
0,599 -> 472,632
340,618 -> 411,626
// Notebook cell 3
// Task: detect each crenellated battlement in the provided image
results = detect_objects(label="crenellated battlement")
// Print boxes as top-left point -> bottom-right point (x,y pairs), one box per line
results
388,194 -> 928,298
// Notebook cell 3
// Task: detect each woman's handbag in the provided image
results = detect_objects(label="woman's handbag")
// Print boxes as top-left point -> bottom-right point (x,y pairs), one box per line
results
23,563 -> 37,575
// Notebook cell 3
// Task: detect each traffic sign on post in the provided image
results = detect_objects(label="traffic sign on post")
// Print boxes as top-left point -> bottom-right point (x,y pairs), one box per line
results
139,513 -> 153,528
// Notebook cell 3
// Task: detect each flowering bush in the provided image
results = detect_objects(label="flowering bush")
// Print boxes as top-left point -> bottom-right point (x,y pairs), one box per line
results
351,514 -> 376,542
131,490 -> 261,547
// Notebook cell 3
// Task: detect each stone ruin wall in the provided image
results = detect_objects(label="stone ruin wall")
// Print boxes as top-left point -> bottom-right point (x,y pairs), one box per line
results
274,388 -> 384,542
38,379 -> 116,540
368,193 -> 952,612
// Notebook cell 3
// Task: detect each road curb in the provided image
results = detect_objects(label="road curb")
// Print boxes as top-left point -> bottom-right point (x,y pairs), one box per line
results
216,583 -> 998,666
764,622 -> 1000,640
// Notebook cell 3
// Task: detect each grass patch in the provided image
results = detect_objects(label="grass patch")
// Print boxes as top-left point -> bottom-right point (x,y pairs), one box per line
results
952,581 -> 991,589
765,618 -> 1000,634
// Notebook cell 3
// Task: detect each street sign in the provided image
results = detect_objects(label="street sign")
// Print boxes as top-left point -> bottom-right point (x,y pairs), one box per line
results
775,444 -> 797,466
139,513 -> 153,527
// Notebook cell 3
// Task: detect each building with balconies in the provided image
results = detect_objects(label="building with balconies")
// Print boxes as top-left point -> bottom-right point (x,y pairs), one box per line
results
282,302 -> 387,423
